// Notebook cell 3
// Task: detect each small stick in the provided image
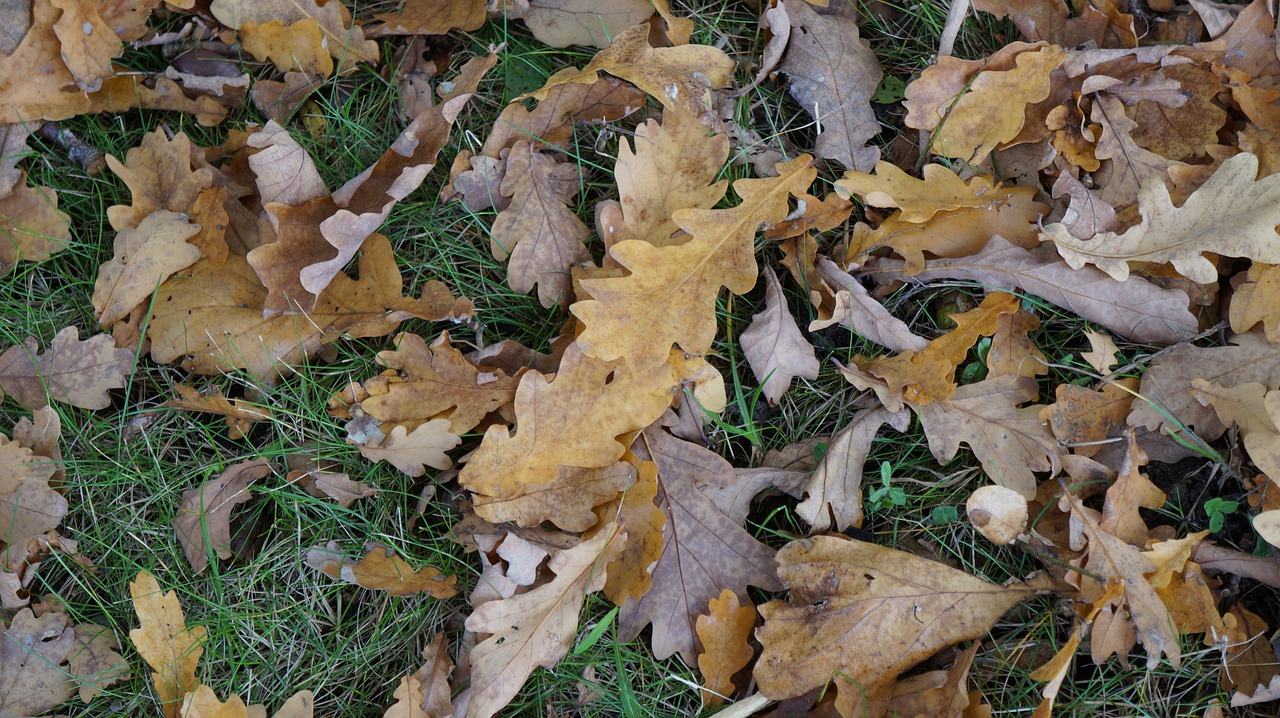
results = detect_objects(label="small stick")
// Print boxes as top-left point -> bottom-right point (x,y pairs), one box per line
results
37,122 -> 106,176
937,0 -> 971,59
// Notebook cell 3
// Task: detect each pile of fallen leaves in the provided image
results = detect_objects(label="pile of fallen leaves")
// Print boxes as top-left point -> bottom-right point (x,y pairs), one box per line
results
5,0 -> 1280,715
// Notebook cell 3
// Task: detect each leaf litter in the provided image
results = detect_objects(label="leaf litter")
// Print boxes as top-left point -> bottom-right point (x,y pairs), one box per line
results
4,0 -> 1280,716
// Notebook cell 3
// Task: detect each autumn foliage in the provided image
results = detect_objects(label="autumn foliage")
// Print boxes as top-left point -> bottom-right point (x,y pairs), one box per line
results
7,0 -> 1280,716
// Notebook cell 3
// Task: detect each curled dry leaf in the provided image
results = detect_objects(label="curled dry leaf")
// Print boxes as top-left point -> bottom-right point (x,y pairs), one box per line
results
165,384 -> 273,440
524,23 -> 735,128
246,121 -> 329,207
286,469 -> 377,508
966,485 -> 1028,544
871,236 -> 1199,344
0,326 -> 134,410
180,685 -> 315,718
130,570 -> 208,718
755,536 -> 1039,718
1045,153 -> 1280,284
1229,262 -> 1280,342
796,406 -> 910,532
0,610 -> 126,716
382,634 -> 454,718
306,541 -> 458,598
740,267 -> 820,404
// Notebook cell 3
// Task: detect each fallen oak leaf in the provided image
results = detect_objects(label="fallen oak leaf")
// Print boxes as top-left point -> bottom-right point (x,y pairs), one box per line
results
456,524 -> 626,718
306,541 -> 458,598
66,622 -> 130,703
0,609 -> 77,716
865,236 -> 1198,344
574,156 -> 817,369
370,0 -> 486,35
755,535 -> 1042,718
458,343 -> 678,499
1229,262 -> 1280,342
286,469 -> 376,508
246,121 -> 329,207
490,141 -> 589,307
740,267 -> 820,404
164,384 -> 273,440
472,462 -> 636,532
795,405 -> 910,532
49,0 -> 123,93
1044,153 -> 1280,284
381,633 -> 454,718
835,161 -> 1011,223
130,570 -> 208,718
523,23 -> 735,128
355,420 -> 461,477
173,459 -> 271,574
92,211 -> 202,328
0,171 -> 73,273
0,326 -> 134,410
180,685 -> 315,718
512,0 -> 654,49
696,589 -> 757,708
209,0 -> 378,70
779,0 -> 882,171
617,427 -> 781,662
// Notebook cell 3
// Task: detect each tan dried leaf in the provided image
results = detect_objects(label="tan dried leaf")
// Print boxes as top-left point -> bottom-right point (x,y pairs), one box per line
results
617,428 -> 781,662
741,267 -> 820,404
383,634 -> 454,718
755,536 -> 1037,717
966,485 -> 1028,545
524,24 -> 735,127
574,156 -> 816,369
173,459 -> 270,574
165,385 -> 273,440
1045,153 -> 1280,284
307,541 -> 458,598
247,121 -> 328,206
459,526 -> 625,718
356,421 -> 461,477
372,0 -> 486,35
614,106 -> 729,246
50,0 -> 122,92
0,326 -> 134,410
287,469 -> 376,508
518,0 -> 653,48
473,462 -> 635,532
459,344 -> 678,498
1090,94 -> 1186,206
914,375 -> 1061,498
875,236 -> 1198,344
130,570 -> 208,718
1039,379 -> 1136,459
696,589 -> 756,708
93,211 -> 202,328
0,173 -> 73,273
796,406 -> 909,532
66,622 -> 130,703
210,0 -> 378,69
0,609 -> 77,716
491,142 -> 589,307
836,162 -> 1007,223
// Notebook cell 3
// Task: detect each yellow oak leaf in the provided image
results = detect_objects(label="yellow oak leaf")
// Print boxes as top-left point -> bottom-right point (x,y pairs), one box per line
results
92,211 -> 202,328
49,0 -> 122,92
371,0 -> 486,35
574,155 -> 817,369
1230,262 -> 1280,342
355,421 -> 460,477
240,19 -> 333,77
130,571 -> 208,718
836,161 -> 1013,223
851,291 -> 1020,407
180,685 -> 314,718
209,0 -> 378,69
0,172 -> 73,273
923,44 -> 1065,163
1044,152 -> 1280,283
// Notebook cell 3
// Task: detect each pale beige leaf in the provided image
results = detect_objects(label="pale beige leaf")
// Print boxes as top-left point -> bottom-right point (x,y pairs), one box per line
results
0,173 -> 73,273
913,375 -> 1061,497
1191,380 -> 1280,478
1081,331 -> 1120,374
93,211 -> 202,328
173,459 -> 270,574
247,121 -> 328,206
66,622 -> 130,703
1045,153 -> 1280,283
49,0 -> 121,92
574,156 -> 816,369
209,0 -> 378,67
815,258 -> 928,353
1229,262 -> 1280,342
0,609 -> 76,716
835,161 -> 998,223
129,571 -> 208,718
1254,510 -> 1280,548
356,421 -> 461,477
1090,94 -> 1187,206
473,462 -> 635,532
741,267 -> 820,404
459,526 -> 626,718
615,106 -> 729,246
0,326 -> 134,410
1049,172 -> 1116,240
780,0 -> 882,171
520,0 -> 653,48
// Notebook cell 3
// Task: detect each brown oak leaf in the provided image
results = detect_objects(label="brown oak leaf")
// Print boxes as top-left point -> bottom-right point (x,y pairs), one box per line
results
0,326 -> 133,410
755,535 -> 1039,718
740,267 -> 820,404
617,427 -> 781,662
173,459 -> 271,574
696,589 -> 756,707
796,406 -> 909,532
130,570 -> 208,718
92,211 -> 202,328
306,541 -> 458,598
355,421 -> 461,477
